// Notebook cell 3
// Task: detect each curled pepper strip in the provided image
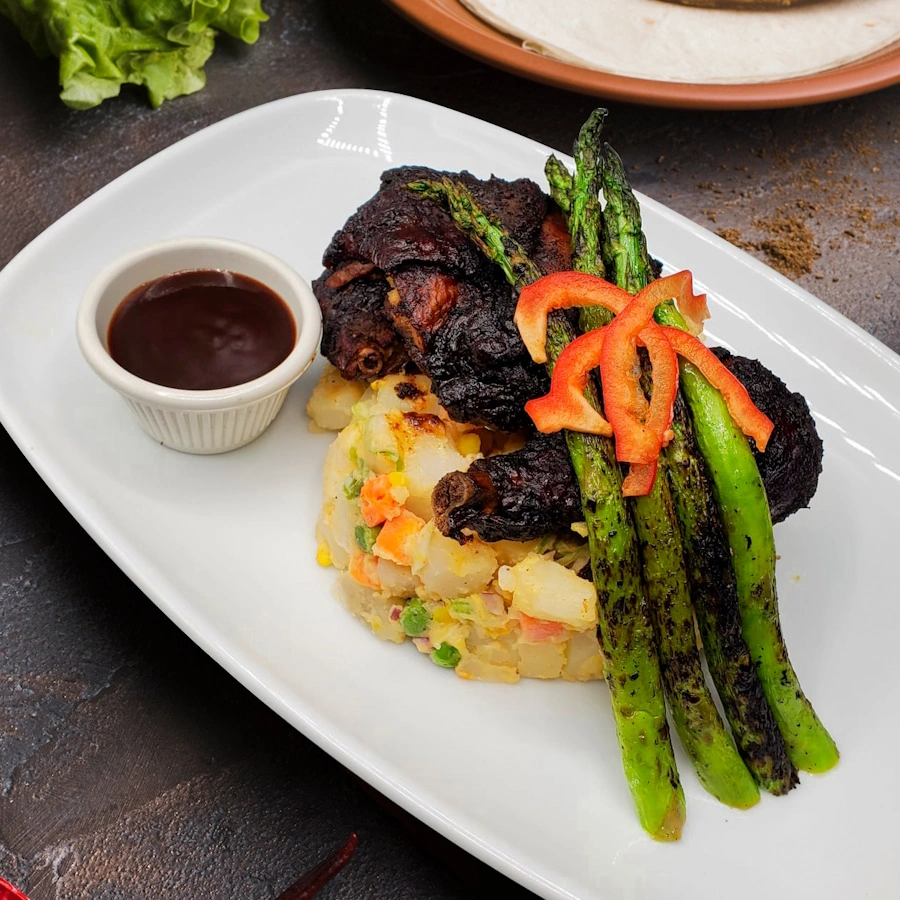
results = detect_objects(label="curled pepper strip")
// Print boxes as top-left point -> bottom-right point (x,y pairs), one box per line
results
514,269 -> 708,362
515,271 -> 630,362
600,292 -> 679,465
658,270 -> 710,336
516,269 -> 768,496
662,327 -> 774,451
524,328 -> 613,436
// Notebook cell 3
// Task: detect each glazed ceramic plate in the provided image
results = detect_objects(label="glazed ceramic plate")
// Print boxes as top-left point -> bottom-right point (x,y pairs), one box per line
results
385,0 -> 900,109
0,91 -> 897,899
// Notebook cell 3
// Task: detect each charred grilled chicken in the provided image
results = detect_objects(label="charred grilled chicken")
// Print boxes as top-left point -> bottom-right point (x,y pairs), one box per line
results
314,167 -> 823,541
314,166 -> 571,431
432,351 -> 823,542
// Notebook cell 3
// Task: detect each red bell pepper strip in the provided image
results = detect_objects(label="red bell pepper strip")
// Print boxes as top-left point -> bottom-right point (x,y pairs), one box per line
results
515,271 -> 630,363
622,461 -> 658,497
662,327 -> 774,451
636,324 -> 678,451
600,287 -> 679,464
516,269 -> 764,497
653,270 -> 710,336
515,270 -> 708,362
524,328 -> 613,436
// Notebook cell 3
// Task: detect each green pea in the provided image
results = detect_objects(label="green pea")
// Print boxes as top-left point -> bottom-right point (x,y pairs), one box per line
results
400,599 -> 430,636
430,643 -> 461,668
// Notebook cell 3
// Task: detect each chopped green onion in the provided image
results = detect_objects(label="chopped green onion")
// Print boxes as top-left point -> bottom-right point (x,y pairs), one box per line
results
354,523 -> 381,552
400,599 -> 430,636
450,600 -> 472,616
342,474 -> 364,500
430,643 -> 461,668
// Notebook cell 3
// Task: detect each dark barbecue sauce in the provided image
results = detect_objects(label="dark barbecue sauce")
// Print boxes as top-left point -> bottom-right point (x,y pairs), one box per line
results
108,270 -> 296,391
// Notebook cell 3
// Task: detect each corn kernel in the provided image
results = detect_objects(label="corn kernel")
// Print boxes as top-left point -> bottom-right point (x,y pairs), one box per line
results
388,471 -> 407,487
316,542 -> 332,567
458,433 -> 481,456
432,606 -> 452,625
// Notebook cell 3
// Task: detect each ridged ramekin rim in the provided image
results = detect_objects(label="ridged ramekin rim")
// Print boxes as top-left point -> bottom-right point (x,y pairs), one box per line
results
76,236 -> 322,412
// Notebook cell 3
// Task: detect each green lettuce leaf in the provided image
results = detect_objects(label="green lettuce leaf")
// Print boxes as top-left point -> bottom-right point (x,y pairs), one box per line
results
0,0 -> 268,109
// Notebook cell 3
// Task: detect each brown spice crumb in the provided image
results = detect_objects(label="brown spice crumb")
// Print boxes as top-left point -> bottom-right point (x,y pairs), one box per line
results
716,227 -> 756,253
755,216 -> 820,277
717,218 -> 820,279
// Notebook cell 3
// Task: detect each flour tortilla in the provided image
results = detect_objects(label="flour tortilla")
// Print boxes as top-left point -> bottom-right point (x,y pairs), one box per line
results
459,0 -> 900,84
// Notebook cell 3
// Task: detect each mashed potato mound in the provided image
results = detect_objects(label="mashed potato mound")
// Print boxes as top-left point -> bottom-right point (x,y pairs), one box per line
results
309,365 -> 604,684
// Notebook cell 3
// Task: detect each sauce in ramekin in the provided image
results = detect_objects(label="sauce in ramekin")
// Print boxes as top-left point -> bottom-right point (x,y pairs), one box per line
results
108,270 -> 296,391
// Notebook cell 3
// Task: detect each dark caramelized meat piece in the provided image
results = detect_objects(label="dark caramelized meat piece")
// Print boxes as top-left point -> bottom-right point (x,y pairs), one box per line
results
711,347 -> 823,524
432,433 -> 582,542
324,170 -> 482,275
432,352 -> 824,543
314,165 -> 568,430
313,272 -> 410,380
532,208 -> 575,276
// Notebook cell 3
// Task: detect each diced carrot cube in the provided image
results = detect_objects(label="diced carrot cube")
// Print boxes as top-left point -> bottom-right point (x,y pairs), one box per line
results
372,511 -> 425,567
359,473 -> 403,527
349,553 -> 381,589
518,612 -> 568,643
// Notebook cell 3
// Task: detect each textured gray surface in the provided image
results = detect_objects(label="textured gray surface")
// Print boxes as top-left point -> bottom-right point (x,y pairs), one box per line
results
0,1 -> 898,898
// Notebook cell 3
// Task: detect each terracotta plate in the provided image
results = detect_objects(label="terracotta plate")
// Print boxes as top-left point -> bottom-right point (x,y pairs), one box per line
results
385,0 -> 900,108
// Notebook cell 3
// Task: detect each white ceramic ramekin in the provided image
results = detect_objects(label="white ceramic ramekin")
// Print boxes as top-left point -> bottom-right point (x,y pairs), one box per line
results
76,237 -> 322,454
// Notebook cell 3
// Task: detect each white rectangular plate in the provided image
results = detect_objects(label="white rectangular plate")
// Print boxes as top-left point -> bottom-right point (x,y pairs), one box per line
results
1,90 -> 898,900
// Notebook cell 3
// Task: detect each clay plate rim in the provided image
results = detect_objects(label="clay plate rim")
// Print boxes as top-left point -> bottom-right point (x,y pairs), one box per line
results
385,0 -> 900,109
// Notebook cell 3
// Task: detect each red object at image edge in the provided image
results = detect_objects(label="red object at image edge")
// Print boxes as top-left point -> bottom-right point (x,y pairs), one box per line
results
0,878 -> 29,900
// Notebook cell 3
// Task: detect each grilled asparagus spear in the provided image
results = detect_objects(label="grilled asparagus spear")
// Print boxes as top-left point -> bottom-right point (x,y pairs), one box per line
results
566,109 -> 606,279
408,175 -> 685,840
545,154 -> 573,214
599,148 -> 838,775
555,124 -> 757,808
601,144 -> 801,791
663,389 -> 798,792
661,301 -> 839,774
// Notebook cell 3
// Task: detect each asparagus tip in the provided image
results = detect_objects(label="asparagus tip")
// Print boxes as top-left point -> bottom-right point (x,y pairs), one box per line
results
647,793 -> 686,842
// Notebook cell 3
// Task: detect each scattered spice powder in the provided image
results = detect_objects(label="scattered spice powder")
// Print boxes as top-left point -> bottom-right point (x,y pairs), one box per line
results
716,227 -> 755,253
755,216 -> 820,278
717,216 -> 820,279
681,114 -> 896,285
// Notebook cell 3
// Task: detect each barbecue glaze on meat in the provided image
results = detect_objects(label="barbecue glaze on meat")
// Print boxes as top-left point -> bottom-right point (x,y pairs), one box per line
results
314,272 -> 410,381
315,166 -> 822,538
432,353 -> 823,542
432,433 -> 582,543
313,166 -> 571,431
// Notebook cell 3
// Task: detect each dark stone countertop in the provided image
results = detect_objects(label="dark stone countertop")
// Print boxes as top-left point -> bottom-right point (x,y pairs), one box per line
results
0,2 -> 897,898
